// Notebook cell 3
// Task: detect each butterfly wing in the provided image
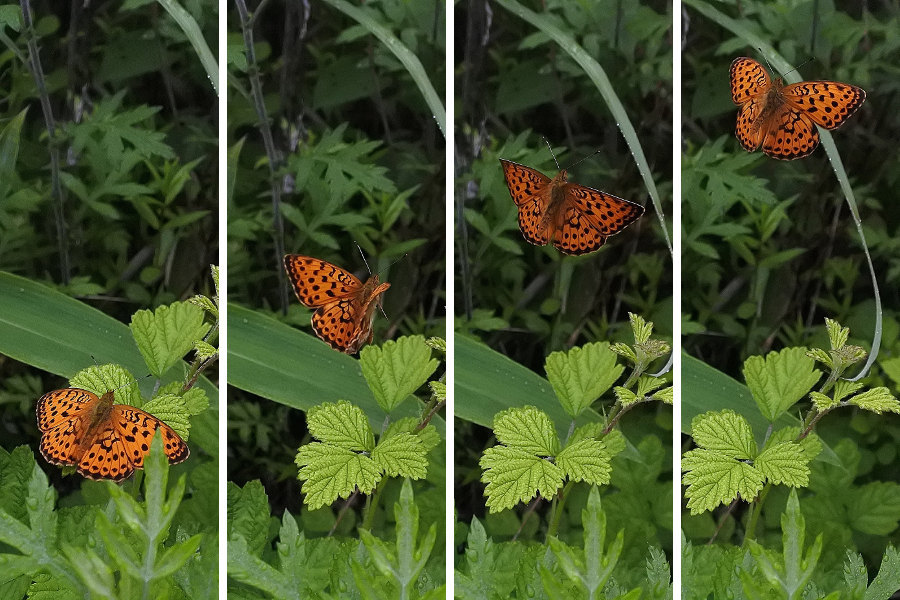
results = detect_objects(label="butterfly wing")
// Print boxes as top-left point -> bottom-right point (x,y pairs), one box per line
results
781,81 -> 865,130
565,184 -> 644,237
500,159 -> 552,246
552,208 -> 608,255
312,280 -> 391,353
761,106 -> 820,160
77,426 -> 134,482
283,255 -> 364,308
37,388 -> 97,431
730,58 -> 773,152
111,405 -> 190,469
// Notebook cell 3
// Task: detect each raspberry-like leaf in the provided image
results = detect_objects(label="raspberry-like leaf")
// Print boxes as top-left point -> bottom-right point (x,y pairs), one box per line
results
306,400 -> 375,451
743,348 -> 821,422
492,406 -> 560,456
295,443 -> 382,510
372,432 -> 427,479
480,446 -> 564,513
556,439 -> 612,486
690,410 -> 757,459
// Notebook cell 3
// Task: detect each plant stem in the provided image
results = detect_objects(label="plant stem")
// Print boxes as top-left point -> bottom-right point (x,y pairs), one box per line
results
744,484 -> 770,543
20,0 -> 69,283
234,0 -> 288,313
546,480 -> 573,539
361,478 -> 384,531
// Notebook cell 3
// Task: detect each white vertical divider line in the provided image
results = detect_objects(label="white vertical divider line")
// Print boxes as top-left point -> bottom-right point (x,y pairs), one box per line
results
218,1 -> 227,596
671,1 -> 683,595
444,0 -> 455,595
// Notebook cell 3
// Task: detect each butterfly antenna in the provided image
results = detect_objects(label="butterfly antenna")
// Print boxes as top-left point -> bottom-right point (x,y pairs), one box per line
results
564,149 -> 603,172
355,241 -> 373,275
542,137 -> 561,170
378,252 -> 409,278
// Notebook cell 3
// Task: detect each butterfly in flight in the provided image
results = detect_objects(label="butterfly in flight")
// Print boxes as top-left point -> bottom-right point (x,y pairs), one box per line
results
283,254 -> 391,354
730,56 -> 865,160
499,158 -> 644,256
37,385 -> 189,482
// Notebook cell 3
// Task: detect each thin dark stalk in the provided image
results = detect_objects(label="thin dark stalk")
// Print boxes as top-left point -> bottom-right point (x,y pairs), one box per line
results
21,0 -> 69,283
234,0 -> 288,312
512,495 -> 542,541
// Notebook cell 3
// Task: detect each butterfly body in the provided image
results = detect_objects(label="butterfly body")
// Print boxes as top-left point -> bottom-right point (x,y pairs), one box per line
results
283,254 -> 391,354
730,57 -> 865,160
36,387 -> 189,482
500,159 -> 644,256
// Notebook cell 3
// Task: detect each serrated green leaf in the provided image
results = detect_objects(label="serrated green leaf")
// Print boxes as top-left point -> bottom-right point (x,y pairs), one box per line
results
556,439 -> 611,486
193,339 -> 217,360
480,446 -> 564,512
372,433 -> 427,479
847,387 -> 900,414
492,406 -> 560,456
742,348 -> 821,422
142,393 -> 192,441
425,337 -> 445,353
614,386 -> 639,405
429,380 -> 445,403
832,380 -> 863,404
690,410 -> 757,459
825,318 -> 849,350
602,429 -> 626,457
849,482 -> 900,535
754,442 -> 809,487
359,336 -> 439,413
70,364 -> 142,407
295,443 -> 382,509
805,347 -> 832,369
544,342 -> 624,418
809,391 -> 837,411
629,312 -> 653,344
866,546 -> 900,600
652,386 -> 673,405
682,449 -> 764,514
568,422 -> 606,446
130,301 -> 210,378
609,342 -> 636,362
226,480 -> 270,555
306,400 -> 375,451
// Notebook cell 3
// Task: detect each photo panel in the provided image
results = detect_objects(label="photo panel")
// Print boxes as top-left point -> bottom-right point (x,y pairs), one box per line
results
454,0 -> 674,595
681,1 -> 900,595
224,1 -> 446,597
0,1 -> 219,596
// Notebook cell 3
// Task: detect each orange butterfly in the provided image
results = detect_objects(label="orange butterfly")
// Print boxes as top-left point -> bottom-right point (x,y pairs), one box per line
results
500,159 -> 644,255
730,57 -> 865,160
37,387 -> 189,482
283,254 -> 391,354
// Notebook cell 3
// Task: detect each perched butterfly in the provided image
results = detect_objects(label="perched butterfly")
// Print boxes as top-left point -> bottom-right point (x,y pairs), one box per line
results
283,254 -> 391,354
499,159 -> 644,255
730,57 -> 865,160
37,386 -> 189,482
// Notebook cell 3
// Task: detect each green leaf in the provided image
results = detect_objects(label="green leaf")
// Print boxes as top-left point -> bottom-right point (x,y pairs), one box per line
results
652,386 -> 674,405
306,400 -> 375,451
849,482 -> 900,535
372,433 -> 427,479
226,480 -> 270,555
809,391 -> 837,412
866,546 -> 900,600
544,342 -> 624,418
742,348 -> 821,422
690,410 -> 757,459
295,443 -> 382,509
492,406 -> 560,456
480,446 -> 564,513
682,449 -> 764,515
555,439 -> 612,486
832,380 -> 863,404
70,363 -> 143,407
847,387 -> 900,414
359,335 -> 439,413
754,442 -> 809,487
142,393 -> 192,441
130,301 -> 210,378
825,318 -> 850,350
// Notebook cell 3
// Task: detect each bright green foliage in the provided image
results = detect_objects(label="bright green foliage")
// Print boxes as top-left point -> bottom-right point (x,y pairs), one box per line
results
544,342 -> 624,418
360,335 -> 440,413
610,313 -> 672,371
543,486 -> 629,598
0,437 -> 203,599
682,410 -> 810,514
846,387 -> 900,414
130,301 -> 210,378
742,348 -> 821,422
806,318 -> 868,379
294,401 -> 430,509
227,479 -> 442,599
480,406 -> 615,512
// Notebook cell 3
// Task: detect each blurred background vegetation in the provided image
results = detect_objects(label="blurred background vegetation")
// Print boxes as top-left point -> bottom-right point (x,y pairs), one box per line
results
681,0 -> 900,576
0,1 -> 218,490
226,0 -> 445,520
454,0 -> 674,572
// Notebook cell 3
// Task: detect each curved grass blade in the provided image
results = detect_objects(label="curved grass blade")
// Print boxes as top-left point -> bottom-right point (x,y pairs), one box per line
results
227,304 -> 444,434
683,0 -> 881,378
319,0 -> 445,138
155,0 -> 218,95
0,272 -> 218,456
